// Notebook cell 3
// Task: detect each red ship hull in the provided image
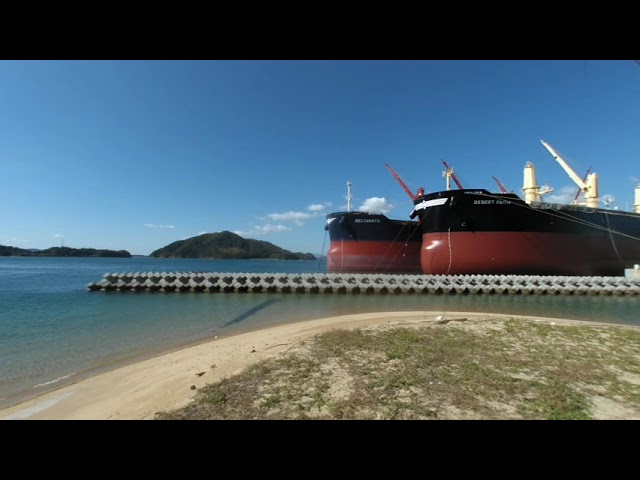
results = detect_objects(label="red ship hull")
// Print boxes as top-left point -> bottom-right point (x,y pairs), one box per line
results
421,231 -> 638,276
327,240 -> 422,273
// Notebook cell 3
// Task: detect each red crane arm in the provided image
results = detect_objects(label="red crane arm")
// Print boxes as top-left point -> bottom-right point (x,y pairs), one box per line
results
573,166 -> 592,202
385,163 -> 419,200
492,176 -> 508,193
441,160 -> 464,189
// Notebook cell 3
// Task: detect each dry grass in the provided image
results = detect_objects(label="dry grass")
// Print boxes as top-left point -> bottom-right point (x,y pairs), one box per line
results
155,317 -> 640,420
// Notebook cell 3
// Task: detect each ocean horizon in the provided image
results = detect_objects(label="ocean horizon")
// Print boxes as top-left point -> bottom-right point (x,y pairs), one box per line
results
1,256 -> 639,410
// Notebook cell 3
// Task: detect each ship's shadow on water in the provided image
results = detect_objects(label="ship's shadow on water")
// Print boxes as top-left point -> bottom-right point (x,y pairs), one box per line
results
222,299 -> 281,327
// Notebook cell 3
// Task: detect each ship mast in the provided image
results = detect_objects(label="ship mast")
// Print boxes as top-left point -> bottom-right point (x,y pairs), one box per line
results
347,180 -> 352,212
540,140 -> 599,208
441,160 -> 464,190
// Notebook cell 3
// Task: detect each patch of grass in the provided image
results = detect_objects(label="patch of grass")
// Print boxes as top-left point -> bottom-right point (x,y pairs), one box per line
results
520,379 -> 592,420
155,318 -> 640,420
261,393 -> 282,409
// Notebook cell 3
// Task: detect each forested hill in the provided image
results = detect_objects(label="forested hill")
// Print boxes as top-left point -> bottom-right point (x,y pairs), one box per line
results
149,231 -> 315,260
0,245 -> 132,257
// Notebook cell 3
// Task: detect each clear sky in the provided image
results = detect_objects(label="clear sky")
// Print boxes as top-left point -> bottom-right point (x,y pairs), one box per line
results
1,60 -> 639,255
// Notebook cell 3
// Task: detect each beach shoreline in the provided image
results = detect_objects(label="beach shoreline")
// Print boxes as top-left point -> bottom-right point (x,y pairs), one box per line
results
1,311 -> 635,420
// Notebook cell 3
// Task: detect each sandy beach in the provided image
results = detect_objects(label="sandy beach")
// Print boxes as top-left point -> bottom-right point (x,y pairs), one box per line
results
0,311 -> 636,420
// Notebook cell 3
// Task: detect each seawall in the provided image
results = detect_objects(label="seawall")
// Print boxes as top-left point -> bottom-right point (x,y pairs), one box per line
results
87,272 -> 640,296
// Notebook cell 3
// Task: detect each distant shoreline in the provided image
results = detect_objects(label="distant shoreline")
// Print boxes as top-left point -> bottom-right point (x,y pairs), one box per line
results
0,245 -> 132,258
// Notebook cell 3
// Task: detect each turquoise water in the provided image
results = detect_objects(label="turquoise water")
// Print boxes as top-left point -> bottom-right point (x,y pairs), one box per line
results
1,256 -> 639,408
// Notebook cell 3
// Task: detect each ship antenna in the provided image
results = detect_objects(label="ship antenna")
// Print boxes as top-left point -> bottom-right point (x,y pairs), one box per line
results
347,180 -> 352,212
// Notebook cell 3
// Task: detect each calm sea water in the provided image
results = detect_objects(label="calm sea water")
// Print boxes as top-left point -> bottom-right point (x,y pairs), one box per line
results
1,256 -> 639,409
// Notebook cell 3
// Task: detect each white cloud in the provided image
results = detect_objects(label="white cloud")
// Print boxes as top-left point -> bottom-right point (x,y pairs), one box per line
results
359,197 -> 393,214
144,224 -> 175,229
264,202 -> 333,224
198,231 -> 208,235
264,211 -> 312,225
254,224 -> 292,234
233,225 -> 293,237
53,234 -> 64,238
237,202 -> 332,239
5,238 -> 32,245
544,185 -> 577,205
544,186 -> 618,208
307,204 -> 326,212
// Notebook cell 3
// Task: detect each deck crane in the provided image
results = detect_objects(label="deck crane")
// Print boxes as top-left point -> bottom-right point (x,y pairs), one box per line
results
492,176 -> 509,193
522,162 -> 554,204
540,140 -> 599,208
572,165 -> 592,204
442,160 -> 464,190
384,163 -> 423,200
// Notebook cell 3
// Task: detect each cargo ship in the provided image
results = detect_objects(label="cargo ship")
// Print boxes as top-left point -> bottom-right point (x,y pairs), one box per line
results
410,141 -> 640,276
325,210 -> 422,273
324,165 -> 423,273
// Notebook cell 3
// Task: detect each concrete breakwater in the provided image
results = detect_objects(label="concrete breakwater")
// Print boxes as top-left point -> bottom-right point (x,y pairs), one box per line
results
87,272 -> 640,296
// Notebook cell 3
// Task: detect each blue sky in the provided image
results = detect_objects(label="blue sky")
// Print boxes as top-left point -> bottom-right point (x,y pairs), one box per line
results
1,60 -> 639,255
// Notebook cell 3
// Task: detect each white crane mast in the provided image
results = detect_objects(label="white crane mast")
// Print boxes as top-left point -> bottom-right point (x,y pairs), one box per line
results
540,140 -> 600,208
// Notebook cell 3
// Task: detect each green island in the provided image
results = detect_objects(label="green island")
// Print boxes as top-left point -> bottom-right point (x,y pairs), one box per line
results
150,231 -> 315,260
0,245 -> 132,258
